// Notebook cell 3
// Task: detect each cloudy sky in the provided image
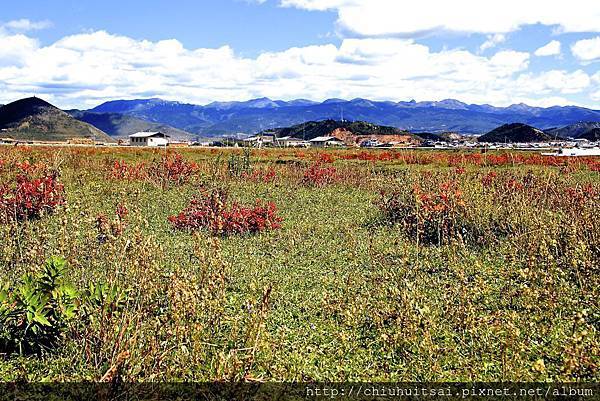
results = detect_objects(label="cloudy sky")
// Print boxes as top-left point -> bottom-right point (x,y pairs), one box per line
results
1,0 -> 599,109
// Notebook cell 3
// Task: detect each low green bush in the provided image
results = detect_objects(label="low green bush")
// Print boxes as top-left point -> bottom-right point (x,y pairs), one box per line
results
0,257 -> 77,355
0,257 -> 128,356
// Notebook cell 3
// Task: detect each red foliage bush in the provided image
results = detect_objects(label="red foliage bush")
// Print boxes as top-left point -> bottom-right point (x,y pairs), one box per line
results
241,167 -> 277,183
562,184 -> 599,209
302,161 -> 338,187
148,153 -> 198,186
14,160 -> 48,175
316,153 -> 335,163
168,189 -> 282,236
378,180 -> 468,245
481,171 -> 498,187
0,171 -> 65,223
329,149 -> 599,171
109,160 -> 147,181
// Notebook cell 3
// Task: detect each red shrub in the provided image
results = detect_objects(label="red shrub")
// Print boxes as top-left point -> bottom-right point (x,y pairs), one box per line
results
13,160 -> 49,177
316,153 -> 335,163
149,153 -> 198,186
378,180 -> 468,245
504,178 -> 524,192
109,160 -> 147,181
168,189 -> 282,236
481,171 -> 498,188
563,184 -> 599,209
242,167 -> 277,183
330,150 -> 598,171
302,162 -> 338,187
0,172 -> 65,222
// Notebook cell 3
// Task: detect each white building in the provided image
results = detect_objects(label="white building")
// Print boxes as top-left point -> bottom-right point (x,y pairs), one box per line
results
309,136 -> 345,148
129,132 -> 170,147
275,136 -> 310,147
241,134 -> 275,148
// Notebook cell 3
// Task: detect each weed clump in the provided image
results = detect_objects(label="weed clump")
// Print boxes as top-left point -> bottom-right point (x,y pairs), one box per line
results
149,153 -> 198,187
0,165 -> 64,223
302,161 -> 338,187
168,189 -> 282,236
378,180 -> 470,245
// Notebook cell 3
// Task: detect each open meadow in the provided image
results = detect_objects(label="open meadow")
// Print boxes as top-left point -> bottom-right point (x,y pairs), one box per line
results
0,146 -> 598,382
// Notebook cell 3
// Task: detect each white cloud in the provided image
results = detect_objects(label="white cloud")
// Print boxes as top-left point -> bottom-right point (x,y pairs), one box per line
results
479,34 -> 506,53
534,40 -> 561,56
280,0 -> 600,36
0,19 -> 52,32
514,70 -> 591,94
0,30 -> 595,109
571,36 -> 600,62
0,34 -> 39,66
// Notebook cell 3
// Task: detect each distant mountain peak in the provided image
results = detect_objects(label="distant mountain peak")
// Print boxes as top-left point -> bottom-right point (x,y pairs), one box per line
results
506,103 -> 540,112
0,97 -> 112,142
437,99 -> 468,107
322,98 -> 346,104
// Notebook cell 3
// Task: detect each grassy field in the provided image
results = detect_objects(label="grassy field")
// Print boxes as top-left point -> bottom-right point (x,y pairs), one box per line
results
0,146 -> 598,382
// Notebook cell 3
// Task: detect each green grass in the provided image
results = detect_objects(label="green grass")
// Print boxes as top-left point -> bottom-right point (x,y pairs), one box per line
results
0,146 -> 598,382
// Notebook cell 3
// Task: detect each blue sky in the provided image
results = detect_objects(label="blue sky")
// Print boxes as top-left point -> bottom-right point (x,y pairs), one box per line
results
0,0 -> 599,108
0,0 -> 339,56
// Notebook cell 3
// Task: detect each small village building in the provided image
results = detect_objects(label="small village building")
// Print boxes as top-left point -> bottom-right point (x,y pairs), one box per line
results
129,132 -> 170,147
309,136 -> 345,147
242,134 -> 275,148
360,139 -> 384,148
275,136 -> 310,147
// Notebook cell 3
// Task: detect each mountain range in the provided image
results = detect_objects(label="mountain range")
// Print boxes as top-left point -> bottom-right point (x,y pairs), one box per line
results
86,97 -> 600,136
1,97 -> 600,144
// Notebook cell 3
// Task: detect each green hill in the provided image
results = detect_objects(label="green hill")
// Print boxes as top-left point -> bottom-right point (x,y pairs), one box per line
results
478,123 -> 552,143
0,97 -> 113,142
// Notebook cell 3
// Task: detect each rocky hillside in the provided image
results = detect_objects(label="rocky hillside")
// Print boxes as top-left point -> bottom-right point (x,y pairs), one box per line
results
0,97 -> 112,142
263,119 -> 421,145
264,120 -> 412,139
478,123 -> 552,143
